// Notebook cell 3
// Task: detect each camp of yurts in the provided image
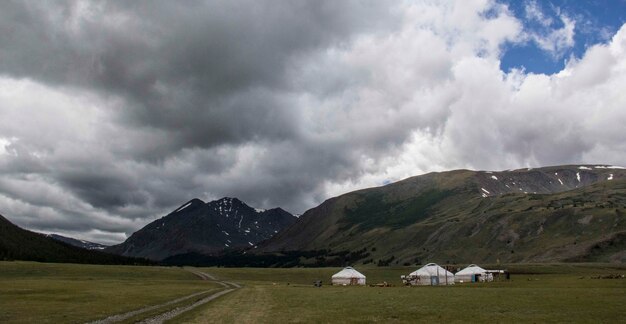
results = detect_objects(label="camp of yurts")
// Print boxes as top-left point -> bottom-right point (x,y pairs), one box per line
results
409,263 -> 455,285
331,266 -> 366,285
455,264 -> 493,283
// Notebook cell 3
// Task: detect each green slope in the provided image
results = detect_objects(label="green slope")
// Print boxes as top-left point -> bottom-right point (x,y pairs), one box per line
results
259,166 -> 626,264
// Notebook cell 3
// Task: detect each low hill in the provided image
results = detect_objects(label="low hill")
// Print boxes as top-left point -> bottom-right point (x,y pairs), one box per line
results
106,197 -> 297,260
257,165 -> 626,264
0,214 -> 151,265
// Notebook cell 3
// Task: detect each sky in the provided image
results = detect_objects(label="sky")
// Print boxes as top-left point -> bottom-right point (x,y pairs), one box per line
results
0,0 -> 625,244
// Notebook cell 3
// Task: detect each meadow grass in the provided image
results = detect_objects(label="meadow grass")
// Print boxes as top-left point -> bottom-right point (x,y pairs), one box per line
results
0,262 -> 219,323
177,264 -> 626,323
1,262 -> 624,323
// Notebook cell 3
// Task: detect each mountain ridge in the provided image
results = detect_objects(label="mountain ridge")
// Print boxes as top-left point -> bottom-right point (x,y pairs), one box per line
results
105,197 -> 297,260
46,234 -> 108,250
0,214 -> 151,265
256,164 -> 626,264
3,164 -> 623,266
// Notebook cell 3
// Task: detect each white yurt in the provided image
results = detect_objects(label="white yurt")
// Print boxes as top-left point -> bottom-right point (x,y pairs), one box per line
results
331,266 -> 366,285
408,263 -> 454,286
455,264 -> 493,283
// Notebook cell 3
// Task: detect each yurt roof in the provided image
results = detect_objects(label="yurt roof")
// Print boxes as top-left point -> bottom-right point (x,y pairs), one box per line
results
456,264 -> 487,275
332,266 -> 366,278
409,263 -> 453,276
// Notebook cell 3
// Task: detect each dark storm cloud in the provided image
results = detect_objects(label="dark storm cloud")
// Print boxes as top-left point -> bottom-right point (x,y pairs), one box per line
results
0,1 -> 625,243
0,0 -> 397,150
0,0 -> 398,223
207,140 -> 374,212
57,169 -> 147,209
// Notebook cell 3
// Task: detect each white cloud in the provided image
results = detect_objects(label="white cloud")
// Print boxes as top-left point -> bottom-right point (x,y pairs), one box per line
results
0,137 -> 18,156
363,23 -> 626,187
520,0 -> 576,59
0,1 -> 625,244
531,14 -> 576,58
524,0 -> 553,27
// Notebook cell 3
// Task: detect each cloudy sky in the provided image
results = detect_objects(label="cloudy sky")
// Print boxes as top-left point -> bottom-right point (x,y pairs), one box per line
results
1,0 -> 625,244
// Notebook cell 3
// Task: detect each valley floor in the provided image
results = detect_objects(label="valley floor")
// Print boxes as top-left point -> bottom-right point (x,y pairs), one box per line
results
1,262 -> 624,323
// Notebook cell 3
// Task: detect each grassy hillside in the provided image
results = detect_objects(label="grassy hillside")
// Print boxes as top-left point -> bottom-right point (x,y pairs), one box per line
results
259,166 -> 626,264
0,214 -> 151,265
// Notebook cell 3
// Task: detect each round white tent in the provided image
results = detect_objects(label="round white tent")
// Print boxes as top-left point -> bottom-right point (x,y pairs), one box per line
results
331,266 -> 366,285
455,264 -> 492,283
408,263 -> 454,286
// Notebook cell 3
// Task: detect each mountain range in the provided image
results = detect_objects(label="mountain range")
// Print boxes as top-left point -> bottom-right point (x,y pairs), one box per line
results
105,197 -> 297,260
1,164 -> 624,266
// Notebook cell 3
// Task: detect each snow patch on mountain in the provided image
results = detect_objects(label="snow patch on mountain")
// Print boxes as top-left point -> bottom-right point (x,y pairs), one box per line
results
176,202 -> 193,213
594,165 -> 625,169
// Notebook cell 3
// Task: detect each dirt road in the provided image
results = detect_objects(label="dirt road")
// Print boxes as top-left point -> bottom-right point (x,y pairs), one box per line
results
87,268 -> 239,324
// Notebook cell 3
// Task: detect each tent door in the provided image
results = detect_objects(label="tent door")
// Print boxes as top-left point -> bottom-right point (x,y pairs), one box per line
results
474,274 -> 481,282
430,276 -> 439,286
350,278 -> 358,285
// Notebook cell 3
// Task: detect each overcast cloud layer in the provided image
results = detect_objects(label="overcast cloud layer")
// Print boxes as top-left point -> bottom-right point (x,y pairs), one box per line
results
0,0 -> 625,244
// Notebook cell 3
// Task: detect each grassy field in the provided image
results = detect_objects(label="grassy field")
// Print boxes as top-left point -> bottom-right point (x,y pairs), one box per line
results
0,262 -> 219,323
1,262 -> 625,323
178,264 -> 626,323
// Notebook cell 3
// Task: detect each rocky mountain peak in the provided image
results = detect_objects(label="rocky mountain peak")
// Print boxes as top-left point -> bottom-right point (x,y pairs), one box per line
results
105,196 -> 297,260
172,198 -> 205,214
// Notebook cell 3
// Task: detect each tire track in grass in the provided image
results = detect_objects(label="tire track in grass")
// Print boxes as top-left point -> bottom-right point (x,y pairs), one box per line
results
86,289 -> 217,324
138,270 -> 240,324
185,268 -> 216,280
137,287 -> 237,324
86,268 -> 239,324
